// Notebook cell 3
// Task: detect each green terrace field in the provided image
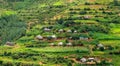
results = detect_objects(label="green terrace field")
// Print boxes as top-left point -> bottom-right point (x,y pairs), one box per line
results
28,47 -> 89,53
0,46 -> 90,66
0,0 -> 120,66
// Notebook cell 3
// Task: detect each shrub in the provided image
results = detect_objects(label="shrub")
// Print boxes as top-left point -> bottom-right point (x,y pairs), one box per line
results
57,18 -> 64,24
2,61 -> 14,66
85,2 -> 91,5
107,45 -> 114,50
12,54 -> 20,59
84,8 -> 90,10
70,11 -> 77,14
79,10 -> 87,15
4,52 -> 12,56
111,17 -> 120,23
0,60 -> 3,64
99,47 -> 105,51
99,8 -> 105,10
113,0 -> 120,6
63,21 -> 75,27
15,62 -> 21,66
20,63 -> 34,66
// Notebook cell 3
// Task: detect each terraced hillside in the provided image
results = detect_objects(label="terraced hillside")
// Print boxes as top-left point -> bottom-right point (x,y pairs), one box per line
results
0,0 -> 120,66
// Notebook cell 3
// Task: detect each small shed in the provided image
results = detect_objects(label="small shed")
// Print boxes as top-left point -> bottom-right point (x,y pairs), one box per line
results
74,30 -> 77,33
66,42 -> 72,46
44,28 -> 51,32
83,16 -> 90,19
88,58 -> 95,62
86,57 -> 96,64
67,30 -> 72,33
79,37 -> 84,40
36,35 -> 43,40
81,58 -> 87,62
5,41 -> 15,46
79,37 -> 89,40
58,29 -> 64,33
97,43 -> 104,47
51,35 -> 57,39
58,42 -> 63,46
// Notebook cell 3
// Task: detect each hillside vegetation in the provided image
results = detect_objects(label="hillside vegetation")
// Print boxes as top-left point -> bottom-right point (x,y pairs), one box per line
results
0,0 -> 120,66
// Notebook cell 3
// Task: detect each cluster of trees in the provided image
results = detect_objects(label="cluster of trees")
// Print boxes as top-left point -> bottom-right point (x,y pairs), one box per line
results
113,0 -> 120,6
111,17 -> 120,23
69,10 -> 87,15
57,18 -> 110,33
47,57 -> 72,65
84,2 -> 101,5
0,14 -> 26,44
1,0 -> 62,10
3,51 -> 44,61
0,58 -> 72,66
93,45 -> 114,51
109,51 -> 120,55
1,51 -> 73,66
74,61 -> 112,66
0,60 -> 40,66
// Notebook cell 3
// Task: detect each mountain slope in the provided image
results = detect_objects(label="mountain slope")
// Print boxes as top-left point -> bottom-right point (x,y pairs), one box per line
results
0,0 -> 120,66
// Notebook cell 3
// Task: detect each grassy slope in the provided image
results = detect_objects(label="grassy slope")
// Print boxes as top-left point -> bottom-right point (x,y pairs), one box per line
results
0,0 -> 120,66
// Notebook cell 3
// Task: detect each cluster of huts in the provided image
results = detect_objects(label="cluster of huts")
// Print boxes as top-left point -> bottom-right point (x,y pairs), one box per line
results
58,29 -> 78,33
93,43 -> 114,51
35,35 -> 57,40
35,34 -> 89,40
78,56 -> 111,65
43,27 -> 79,33
49,42 -> 72,46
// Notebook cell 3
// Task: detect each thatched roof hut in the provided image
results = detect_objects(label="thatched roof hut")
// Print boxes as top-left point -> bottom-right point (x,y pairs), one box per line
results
67,30 -> 72,33
66,42 -> 72,46
44,28 -> 51,32
81,58 -> 87,62
36,35 -> 43,40
79,37 -> 89,40
51,35 -> 57,39
88,58 -> 95,61
97,43 -> 104,47
74,30 -> 77,33
58,29 -> 64,33
83,16 -> 90,19
5,41 -> 15,46
58,42 -> 63,46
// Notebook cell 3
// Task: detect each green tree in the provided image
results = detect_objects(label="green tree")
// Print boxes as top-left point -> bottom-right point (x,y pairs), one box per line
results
0,14 -> 26,44
113,0 -> 120,6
